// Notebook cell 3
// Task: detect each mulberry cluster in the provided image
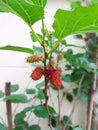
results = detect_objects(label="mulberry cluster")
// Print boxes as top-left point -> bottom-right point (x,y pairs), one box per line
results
30,66 -> 62,88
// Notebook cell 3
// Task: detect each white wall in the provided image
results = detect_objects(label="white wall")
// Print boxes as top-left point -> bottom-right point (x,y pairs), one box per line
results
0,0 -> 86,129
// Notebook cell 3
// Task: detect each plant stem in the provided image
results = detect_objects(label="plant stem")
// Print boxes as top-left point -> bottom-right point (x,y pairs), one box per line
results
57,89 -> 61,130
86,55 -> 98,130
42,18 -> 52,130
86,89 -> 94,130
5,82 -> 13,130
49,88 -> 55,107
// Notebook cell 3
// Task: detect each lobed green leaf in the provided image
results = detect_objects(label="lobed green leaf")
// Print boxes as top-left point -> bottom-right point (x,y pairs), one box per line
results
53,5 -> 98,39
0,0 -> 44,26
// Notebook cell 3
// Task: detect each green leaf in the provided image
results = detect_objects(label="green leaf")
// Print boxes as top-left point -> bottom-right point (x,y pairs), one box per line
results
48,106 -> 57,117
73,126 -> 83,130
37,89 -> 45,100
0,122 -> 7,130
28,125 -> 41,130
61,40 -> 67,46
63,115 -> 69,122
0,91 -> 4,98
62,74 -> 72,82
33,45 -> 43,53
51,116 -> 57,127
73,34 -> 83,39
53,5 -> 98,39
33,104 -> 57,118
73,88 -> 78,96
79,92 -> 89,101
30,32 -> 43,42
0,0 -> 44,26
26,89 -> 36,95
36,81 -> 45,89
71,2 -> 81,9
66,93 -> 73,102
14,126 -> 25,130
31,0 -> 47,7
3,94 -> 29,103
14,111 -> 28,129
13,125 -> 28,130
33,104 -> 48,118
62,115 -> 72,127
71,68 -> 85,82
0,45 -> 34,54
91,0 -> 98,5
14,112 -> 26,125
11,84 -> 19,92
23,106 -> 33,113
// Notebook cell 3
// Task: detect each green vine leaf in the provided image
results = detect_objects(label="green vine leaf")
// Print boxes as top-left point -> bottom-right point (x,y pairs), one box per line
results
53,5 -> 98,39
0,0 -> 44,26
0,45 -> 34,54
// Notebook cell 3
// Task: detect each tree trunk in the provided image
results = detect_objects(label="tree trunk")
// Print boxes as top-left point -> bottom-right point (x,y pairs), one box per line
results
86,33 -> 98,130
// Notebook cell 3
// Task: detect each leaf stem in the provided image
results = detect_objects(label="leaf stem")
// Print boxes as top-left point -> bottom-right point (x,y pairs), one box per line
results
29,26 -> 42,45
48,40 -> 61,55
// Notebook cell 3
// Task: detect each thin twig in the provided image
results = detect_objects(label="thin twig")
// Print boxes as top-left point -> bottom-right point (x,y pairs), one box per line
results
86,89 -> 94,130
0,116 -> 7,126
57,89 -> 61,130
62,73 -> 85,130
26,97 -> 37,122
49,88 -> 55,107
41,16 -> 53,130
86,71 -> 97,130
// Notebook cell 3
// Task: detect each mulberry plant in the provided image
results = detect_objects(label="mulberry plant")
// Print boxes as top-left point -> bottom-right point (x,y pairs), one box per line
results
0,0 -> 98,130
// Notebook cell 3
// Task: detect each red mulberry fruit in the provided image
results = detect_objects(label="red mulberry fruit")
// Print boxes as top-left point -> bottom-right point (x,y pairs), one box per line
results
30,66 -> 43,80
46,67 -> 62,88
